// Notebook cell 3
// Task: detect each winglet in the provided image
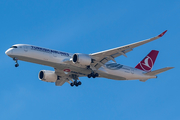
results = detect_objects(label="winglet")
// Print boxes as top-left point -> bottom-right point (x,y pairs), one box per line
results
158,30 -> 167,37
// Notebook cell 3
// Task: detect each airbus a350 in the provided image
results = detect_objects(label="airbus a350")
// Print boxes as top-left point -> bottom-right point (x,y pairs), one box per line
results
5,30 -> 173,87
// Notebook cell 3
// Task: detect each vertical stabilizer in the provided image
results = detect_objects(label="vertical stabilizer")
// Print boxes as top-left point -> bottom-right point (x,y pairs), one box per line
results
135,50 -> 159,72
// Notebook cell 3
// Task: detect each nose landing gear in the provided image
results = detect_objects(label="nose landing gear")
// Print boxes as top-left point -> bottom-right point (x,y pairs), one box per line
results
13,58 -> 19,67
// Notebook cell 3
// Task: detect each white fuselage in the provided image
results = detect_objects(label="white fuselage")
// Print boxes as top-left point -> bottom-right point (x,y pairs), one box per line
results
5,44 -> 156,81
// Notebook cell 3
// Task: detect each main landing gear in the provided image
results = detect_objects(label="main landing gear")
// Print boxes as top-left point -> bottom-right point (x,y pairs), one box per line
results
13,58 -> 19,67
86,66 -> 99,78
70,74 -> 82,87
70,80 -> 82,87
87,72 -> 99,78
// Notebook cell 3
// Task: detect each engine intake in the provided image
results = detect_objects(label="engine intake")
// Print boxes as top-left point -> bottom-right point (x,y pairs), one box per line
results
38,70 -> 57,82
72,53 -> 92,66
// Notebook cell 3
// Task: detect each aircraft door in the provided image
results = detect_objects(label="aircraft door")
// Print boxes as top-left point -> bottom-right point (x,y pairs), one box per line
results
131,69 -> 134,74
24,46 -> 28,52
52,52 -> 57,57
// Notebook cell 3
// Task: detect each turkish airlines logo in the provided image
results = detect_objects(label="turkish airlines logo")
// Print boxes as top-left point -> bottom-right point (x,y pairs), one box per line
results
64,69 -> 71,72
139,56 -> 153,72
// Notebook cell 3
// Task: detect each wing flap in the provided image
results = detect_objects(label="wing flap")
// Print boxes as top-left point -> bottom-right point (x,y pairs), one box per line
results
55,78 -> 67,86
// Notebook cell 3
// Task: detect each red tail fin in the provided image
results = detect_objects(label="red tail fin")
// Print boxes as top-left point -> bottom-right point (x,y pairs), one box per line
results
135,50 -> 159,72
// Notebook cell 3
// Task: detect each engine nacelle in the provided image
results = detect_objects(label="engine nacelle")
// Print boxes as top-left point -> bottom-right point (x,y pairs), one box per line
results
72,53 -> 92,65
38,70 -> 57,82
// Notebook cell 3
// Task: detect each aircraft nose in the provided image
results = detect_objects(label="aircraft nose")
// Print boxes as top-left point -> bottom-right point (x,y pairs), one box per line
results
5,49 -> 12,56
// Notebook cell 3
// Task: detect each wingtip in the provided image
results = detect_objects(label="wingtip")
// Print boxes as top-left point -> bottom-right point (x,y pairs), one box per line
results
158,30 -> 167,37
166,67 -> 174,70
169,67 -> 174,69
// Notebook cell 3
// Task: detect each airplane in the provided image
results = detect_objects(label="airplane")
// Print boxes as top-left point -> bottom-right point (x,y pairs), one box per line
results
5,30 -> 173,87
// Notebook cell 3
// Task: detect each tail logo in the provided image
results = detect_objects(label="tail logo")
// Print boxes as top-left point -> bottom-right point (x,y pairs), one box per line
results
140,56 -> 153,71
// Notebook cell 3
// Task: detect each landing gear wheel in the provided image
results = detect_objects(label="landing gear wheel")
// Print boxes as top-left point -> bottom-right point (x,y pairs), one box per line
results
91,73 -> 94,76
74,81 -> 79,87
92,75 -> 96,78
87,74 -> 91,78
15,64 -> 19,67
87,72 -> 99,78
95,73 -> 99,77
70,83 -> 74,87
78,81 -> 82,85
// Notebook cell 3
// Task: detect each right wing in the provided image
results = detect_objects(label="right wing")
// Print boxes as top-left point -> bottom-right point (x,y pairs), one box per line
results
90,30 -> 167,70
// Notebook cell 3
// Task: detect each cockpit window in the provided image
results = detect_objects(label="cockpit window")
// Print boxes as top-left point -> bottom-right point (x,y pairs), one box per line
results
10,46 -> 18,48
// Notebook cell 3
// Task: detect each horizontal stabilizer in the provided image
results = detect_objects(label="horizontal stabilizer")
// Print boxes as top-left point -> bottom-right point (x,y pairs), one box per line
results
145,67 -> 174,76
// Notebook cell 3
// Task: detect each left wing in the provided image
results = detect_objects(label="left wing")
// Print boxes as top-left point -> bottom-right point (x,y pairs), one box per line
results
90,30 -> 167,69
54,68 -> 85,86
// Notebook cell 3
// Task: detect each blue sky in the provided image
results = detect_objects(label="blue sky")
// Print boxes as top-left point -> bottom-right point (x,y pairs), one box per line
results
1,0 -> 180,120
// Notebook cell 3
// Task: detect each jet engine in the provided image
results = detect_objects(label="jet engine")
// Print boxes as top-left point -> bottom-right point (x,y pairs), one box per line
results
38,70 -> 57,82
72,53 -> 92,65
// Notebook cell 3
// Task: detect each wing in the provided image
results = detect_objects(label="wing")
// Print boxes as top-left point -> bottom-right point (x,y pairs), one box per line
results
90,30 -> 167,69
54,68 -> 86,86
